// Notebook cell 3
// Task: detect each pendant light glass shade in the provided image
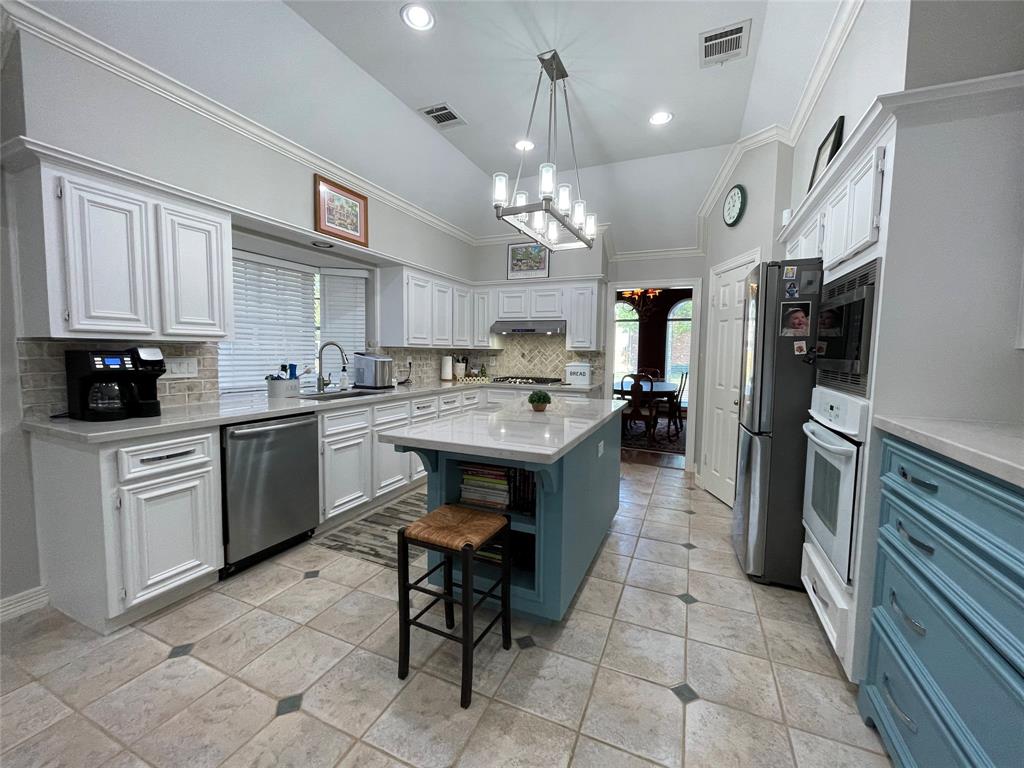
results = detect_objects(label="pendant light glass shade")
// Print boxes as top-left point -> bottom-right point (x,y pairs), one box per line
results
514,191 -> 529,221
584,213 -> 597,238
492,173 -> 508,207
546,220 -> 560,243
572,199 -> 586,228
538,163 -> 556,199
531,210 -> 545,232
557,183 -> 572,214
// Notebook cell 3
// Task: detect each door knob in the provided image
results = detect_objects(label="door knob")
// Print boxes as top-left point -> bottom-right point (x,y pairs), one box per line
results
733,399 -> 739,406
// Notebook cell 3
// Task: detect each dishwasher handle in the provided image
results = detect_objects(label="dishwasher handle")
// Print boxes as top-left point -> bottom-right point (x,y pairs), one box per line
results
228,417 -> 317,439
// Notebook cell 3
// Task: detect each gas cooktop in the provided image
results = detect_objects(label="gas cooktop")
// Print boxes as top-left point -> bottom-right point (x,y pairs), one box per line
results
491,376 -> 563,385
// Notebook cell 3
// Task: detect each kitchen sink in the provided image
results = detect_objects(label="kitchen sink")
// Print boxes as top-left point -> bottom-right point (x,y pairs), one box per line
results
292,389 -> 377,401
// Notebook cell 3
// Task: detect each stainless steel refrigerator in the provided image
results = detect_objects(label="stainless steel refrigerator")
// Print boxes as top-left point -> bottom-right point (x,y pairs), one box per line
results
731,257 -> 822,587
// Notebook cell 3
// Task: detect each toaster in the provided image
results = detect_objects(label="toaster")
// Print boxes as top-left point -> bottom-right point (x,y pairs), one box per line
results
352,352 -> 395,389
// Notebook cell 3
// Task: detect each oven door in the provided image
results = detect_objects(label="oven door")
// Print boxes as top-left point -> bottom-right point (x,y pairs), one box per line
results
801,419 -> 858,582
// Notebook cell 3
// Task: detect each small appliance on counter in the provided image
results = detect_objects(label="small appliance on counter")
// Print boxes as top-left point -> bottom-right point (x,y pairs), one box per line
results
440,355 -> 453,381
565,362 -> 592,387
352,352 -> 395,389
65,347 -> 165,421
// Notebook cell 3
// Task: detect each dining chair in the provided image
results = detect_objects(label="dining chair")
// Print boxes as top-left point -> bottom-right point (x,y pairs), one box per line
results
660,371 -> 688,442
620,373 -> 658,444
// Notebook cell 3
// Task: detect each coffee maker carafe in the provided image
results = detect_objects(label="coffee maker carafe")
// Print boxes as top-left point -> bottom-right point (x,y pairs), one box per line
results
65,347 -> 166,421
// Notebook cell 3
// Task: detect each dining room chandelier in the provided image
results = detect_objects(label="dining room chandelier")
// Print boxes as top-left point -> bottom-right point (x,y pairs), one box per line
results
491,49 -> 597,251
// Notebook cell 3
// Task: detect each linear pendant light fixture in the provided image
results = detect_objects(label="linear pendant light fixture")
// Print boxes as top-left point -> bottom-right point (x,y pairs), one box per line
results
491,50 -> 597,251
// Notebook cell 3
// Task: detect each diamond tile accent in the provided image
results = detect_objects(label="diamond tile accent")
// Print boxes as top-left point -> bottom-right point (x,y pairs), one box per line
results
304,570 -> 320,579
168,643 -> 194,658
678,593 -> 699,604
671,683 -> 700,704
515,636 -> 536,649
276,693 -> 303,716
682,543 -> 697,550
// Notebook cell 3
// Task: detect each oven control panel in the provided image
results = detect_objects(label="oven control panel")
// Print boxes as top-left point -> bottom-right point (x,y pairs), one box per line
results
809,387 -> 869,441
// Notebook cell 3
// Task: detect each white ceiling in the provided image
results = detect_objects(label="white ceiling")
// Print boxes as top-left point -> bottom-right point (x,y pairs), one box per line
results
287,0 -> 772,175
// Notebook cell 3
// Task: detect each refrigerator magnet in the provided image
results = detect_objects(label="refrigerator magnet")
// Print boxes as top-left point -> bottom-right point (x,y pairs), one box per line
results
783,265 -> 798,280
780,302 -> 811,336
784,281 -> 799,298
793,341 -> 808,355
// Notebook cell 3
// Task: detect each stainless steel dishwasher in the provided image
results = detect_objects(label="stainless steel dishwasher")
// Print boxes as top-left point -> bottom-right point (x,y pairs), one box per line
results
222,413 -> 319,570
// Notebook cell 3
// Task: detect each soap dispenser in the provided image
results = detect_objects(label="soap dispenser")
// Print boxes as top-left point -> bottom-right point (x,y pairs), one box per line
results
338,365 -> 349,390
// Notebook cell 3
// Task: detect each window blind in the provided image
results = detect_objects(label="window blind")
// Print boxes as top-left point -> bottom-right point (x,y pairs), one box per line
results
219,258 -> 317,393
320,274 -> 367,363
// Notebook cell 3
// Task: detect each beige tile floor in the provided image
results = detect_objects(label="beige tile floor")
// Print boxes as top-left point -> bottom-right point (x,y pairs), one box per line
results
0,458 -> 891,768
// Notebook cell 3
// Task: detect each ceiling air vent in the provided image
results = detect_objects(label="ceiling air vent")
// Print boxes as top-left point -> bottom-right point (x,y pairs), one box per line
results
699,19 -> 751,68
418,102 -> 466,130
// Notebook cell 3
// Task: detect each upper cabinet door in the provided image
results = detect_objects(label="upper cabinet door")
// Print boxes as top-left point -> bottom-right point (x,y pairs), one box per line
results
497,287 -> 529,319
566,286 -> 596,350
844,147 -> 885,259
452,285 -> 472,347
472,289 -> 493,347
61,175 -> 156,335
530,287 -> 564,318
431,281 -> 453,346
157,203 -> 232,338
823,186 -> 850,269
406,274 -> 432,345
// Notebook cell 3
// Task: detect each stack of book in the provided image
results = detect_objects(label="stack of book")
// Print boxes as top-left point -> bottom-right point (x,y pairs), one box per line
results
459,464 -> 510,510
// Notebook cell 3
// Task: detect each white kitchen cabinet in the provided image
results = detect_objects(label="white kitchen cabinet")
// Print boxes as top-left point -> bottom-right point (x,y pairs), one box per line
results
118,466 -> 220,609
372,402 -> 411,496
322,431 -> 373,520
844,148 -> 884,259
497,287 -> 530,319
157,202 -> 232,338
405,273 -> 432,346
566,285 -> 597,350
431,281 -> 453,346
823,186 -> 850,269
452,285 -> 472,347
530,287 -> 564,318
789,214 -> 823,261
472,289 -> 495,348
61,173 -> 157,335
486,389 -> 519,405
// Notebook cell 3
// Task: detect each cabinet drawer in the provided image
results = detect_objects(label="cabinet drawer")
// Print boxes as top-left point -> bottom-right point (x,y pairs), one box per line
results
800,541 -> 850,649
881,438 -> 1024,557
373,400 -> 411,425
880,489 -> 1024,669
410,397 -> 439,418
860,618 -> 975,768
117,433 -> 213,482
461,391 -> 480,406
486,389 -> 518,405
322,407 -> 371,436
874,541 -> 1024,766
439,393 -> 462,412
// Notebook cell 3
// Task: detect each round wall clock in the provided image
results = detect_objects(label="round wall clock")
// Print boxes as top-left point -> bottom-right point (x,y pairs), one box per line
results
723,184 -> 747,227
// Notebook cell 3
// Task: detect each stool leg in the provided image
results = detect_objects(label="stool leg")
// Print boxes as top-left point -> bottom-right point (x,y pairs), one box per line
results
460,544 -> 474,709
443,553 -> 455,629
397,528 -> 410,680
500,521 -> 512,651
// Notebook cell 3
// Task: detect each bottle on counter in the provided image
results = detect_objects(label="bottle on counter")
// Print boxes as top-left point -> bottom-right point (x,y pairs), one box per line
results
338,366 -> 349,390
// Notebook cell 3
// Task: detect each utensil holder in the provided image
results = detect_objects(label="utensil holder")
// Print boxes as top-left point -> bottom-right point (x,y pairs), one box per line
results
267,379 -> 300,398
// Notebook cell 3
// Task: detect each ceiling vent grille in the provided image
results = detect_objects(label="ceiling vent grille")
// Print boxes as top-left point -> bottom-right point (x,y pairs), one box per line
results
418,102 -> 466,130
699,20 -> 751,67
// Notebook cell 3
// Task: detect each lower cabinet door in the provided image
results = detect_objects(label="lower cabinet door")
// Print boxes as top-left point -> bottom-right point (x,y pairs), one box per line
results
118,467 -> 221,611
373,422 -> 411,496
322,431 -> 373,520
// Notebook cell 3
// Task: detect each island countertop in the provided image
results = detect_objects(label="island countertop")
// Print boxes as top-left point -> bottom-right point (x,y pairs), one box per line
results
377,398 -> 627,464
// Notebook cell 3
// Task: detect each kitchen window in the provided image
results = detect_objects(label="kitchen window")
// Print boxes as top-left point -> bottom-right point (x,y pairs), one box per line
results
613,301 -> 639,385
219,253 -> 367,393
664,298 -> 692,389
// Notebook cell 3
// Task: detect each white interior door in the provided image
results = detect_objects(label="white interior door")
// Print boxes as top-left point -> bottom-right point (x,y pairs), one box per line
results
703,251 -> 758,504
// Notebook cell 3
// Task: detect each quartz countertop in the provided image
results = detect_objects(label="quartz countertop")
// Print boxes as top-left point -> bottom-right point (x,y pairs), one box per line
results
377,398 -> 627,464
874,415 -> 1024,489
22,379 -> 603,445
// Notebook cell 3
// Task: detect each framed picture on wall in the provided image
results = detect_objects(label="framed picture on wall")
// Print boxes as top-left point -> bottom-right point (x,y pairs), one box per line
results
314,174 -> 369,247
507,242 -> 550,280
807,116 -> 845,191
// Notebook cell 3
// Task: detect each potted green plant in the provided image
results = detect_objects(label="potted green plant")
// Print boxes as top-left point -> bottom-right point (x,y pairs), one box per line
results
528,390 -> 552,412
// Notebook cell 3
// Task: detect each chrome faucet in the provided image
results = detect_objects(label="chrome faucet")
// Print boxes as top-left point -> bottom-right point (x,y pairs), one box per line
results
317,341 -> 348,392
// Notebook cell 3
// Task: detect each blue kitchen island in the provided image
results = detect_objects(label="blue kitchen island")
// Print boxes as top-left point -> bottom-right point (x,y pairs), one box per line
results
378,397 -> 625,621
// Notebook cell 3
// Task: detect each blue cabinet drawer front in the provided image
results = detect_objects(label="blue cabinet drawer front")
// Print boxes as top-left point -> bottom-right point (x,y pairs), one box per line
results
881,438 -> 1024,557
860,617 -> 976,768
880,490 -> 1024,669
874,541 -> 1024,767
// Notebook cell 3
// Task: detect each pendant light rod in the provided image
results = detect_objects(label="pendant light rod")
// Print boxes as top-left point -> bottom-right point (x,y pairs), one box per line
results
562,80 -> 583,201
511,69 -> 545,201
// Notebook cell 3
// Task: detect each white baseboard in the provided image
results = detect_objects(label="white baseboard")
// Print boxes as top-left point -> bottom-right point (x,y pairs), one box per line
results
0,586 -> 49,623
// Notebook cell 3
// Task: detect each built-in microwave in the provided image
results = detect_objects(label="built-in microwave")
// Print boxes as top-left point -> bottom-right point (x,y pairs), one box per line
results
814,284 -> 874,376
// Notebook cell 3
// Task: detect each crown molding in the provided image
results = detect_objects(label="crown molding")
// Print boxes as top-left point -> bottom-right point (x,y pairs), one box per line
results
787,0 -> 866,147
1,0 -> 485,246
610,246 -> 704,263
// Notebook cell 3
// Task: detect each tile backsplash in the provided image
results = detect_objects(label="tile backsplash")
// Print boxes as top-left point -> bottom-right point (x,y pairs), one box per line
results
17,339 -> 218,418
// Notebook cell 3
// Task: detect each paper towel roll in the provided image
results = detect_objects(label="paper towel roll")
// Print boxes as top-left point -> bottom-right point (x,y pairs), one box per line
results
441,355 -> 453,381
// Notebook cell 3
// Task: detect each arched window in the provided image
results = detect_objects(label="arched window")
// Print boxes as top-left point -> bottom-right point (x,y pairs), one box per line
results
613,301 -> 639,383
665,299 -> 692,393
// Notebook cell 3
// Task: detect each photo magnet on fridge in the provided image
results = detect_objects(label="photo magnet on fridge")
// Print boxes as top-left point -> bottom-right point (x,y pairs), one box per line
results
785,281 -> 799,298
793,341 -> 808,355
783,265 -> 798,280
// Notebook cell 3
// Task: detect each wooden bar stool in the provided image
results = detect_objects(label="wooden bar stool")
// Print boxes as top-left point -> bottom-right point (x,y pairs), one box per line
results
397,504 -> 512,708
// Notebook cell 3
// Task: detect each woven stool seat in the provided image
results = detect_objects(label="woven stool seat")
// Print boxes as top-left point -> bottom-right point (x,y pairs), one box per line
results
404,504 -> 507,551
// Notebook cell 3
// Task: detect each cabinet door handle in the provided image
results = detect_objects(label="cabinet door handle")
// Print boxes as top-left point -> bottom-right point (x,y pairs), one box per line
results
898,465 -> 938,493
811,579 -> 830,610
889,590 -> 927,636
896,520 -> 935,556
881,674 -> 918,733
140,448 -> 196,464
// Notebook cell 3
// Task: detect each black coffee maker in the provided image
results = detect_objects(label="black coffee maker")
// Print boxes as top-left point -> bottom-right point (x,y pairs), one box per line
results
65,347 -> 166,421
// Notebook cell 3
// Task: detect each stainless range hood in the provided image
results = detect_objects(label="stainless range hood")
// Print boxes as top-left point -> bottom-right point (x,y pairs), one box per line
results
490,320 -> 566,336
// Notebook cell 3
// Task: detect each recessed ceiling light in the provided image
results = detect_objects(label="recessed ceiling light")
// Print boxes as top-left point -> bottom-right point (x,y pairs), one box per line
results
311,240 -> 335,249
400,4 -> 434,31
514,139 -> 535,152
649,111 -> 673,126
